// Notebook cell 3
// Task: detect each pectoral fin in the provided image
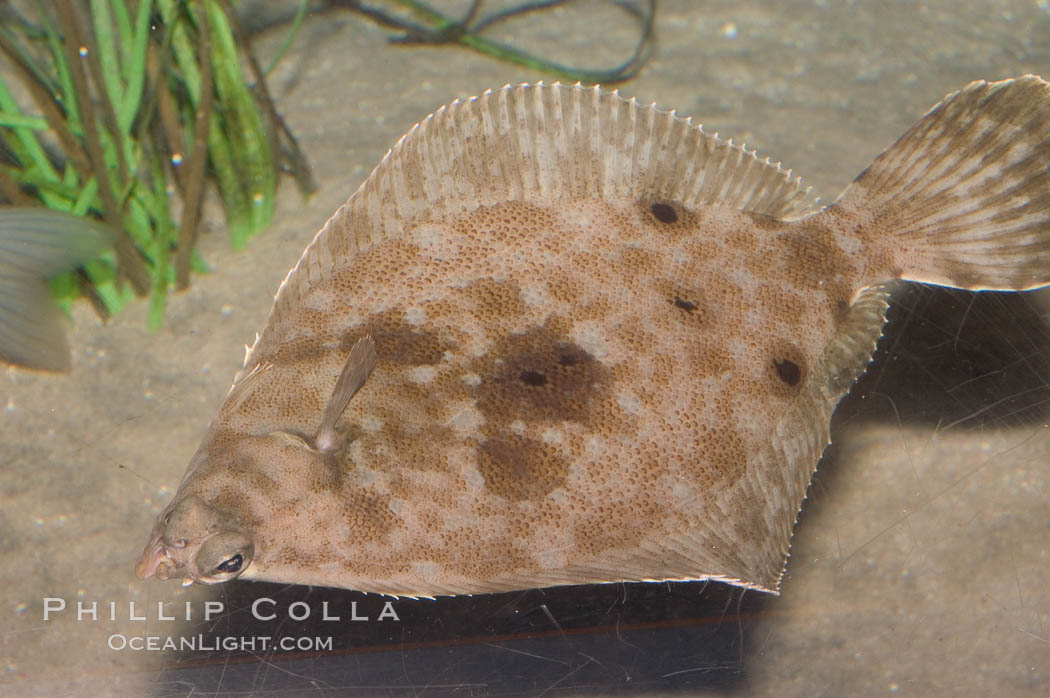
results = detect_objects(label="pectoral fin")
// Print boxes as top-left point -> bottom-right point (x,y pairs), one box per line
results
314,334 -> 377,452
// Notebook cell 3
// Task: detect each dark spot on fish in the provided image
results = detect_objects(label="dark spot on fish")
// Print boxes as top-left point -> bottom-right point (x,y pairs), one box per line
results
765,340 -> 808,396
477,433 -> 569,501
650,202 -> 678,224
655,281 -> 708,325
673,296 -> 698,313
773,359 -> 802,386
473,321 -> 609,425
519,370 -> 547,386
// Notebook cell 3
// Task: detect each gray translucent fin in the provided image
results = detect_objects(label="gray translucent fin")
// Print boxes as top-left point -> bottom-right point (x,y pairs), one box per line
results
830,75 -> 1050,291
314,334 -> 376,452
0,208 -> 117,372
255,82 -> 822,358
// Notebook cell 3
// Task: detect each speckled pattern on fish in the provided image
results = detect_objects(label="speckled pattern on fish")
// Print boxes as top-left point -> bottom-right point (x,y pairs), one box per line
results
136,76 -> 1050,597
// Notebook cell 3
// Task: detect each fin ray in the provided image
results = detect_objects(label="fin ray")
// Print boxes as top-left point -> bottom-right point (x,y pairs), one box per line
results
261,83 -> 823,349
830,75 -> 1050,291
0,208 -> 116,371
0,275 -> 70,371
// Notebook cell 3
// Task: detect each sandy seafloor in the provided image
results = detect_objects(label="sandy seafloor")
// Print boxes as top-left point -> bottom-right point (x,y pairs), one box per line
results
2,0 -> 1050,695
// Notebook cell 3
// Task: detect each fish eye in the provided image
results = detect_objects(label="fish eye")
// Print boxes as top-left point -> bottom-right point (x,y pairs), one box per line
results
195,532 -> 254,582
217,554 -> 243,573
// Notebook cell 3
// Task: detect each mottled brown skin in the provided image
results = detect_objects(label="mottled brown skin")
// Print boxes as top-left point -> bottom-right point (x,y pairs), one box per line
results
136,77 -> 1050,596
138,197 -> 897,595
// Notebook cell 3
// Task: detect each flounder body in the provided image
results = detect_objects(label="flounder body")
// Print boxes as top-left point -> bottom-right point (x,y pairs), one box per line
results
137,77 -> 1050,596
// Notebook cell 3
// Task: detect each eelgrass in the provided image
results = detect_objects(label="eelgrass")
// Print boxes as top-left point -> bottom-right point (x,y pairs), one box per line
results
331,0 -> 655,84
0,0 -> 314,329
0,0 -> 652,333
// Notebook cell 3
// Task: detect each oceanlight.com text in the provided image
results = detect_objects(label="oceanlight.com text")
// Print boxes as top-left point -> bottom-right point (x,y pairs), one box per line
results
108,634 -> 334,652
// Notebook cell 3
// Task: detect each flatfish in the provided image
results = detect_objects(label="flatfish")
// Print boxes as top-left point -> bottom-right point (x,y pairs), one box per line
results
136,76 -> 1050,596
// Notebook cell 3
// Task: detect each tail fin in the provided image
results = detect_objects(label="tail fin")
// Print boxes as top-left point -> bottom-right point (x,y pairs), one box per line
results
829,75 -> 1050,292
0,208 -> 116,372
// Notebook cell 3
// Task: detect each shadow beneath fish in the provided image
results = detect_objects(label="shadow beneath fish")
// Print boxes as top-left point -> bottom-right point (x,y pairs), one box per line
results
841,284 -> 1050,430
151,580 -> 770,695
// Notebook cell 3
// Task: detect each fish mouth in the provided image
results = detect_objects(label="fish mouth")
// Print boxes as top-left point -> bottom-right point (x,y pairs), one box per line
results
135,539 -> 174,580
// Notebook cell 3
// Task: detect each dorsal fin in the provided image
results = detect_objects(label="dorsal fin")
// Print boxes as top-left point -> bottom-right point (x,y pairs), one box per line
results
255,82 -> 822,356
